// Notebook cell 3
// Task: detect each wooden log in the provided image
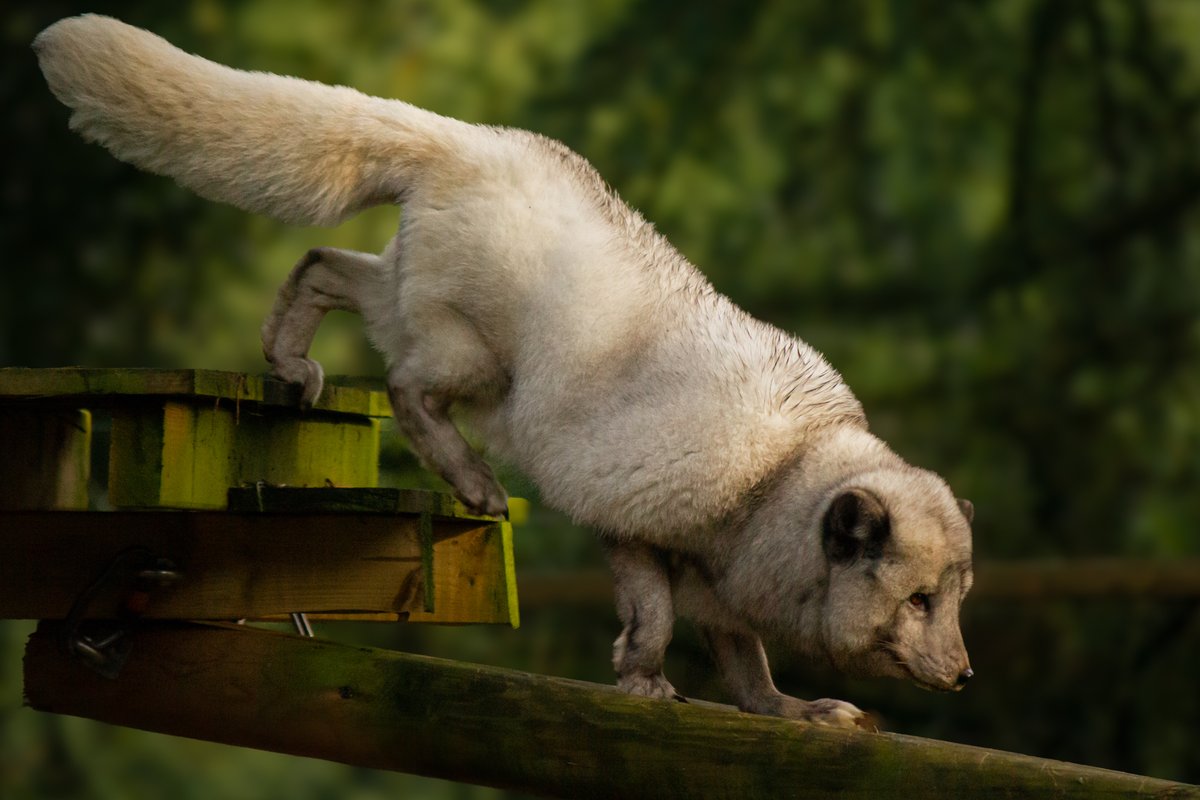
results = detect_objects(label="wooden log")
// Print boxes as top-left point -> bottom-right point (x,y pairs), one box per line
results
0,510 -> 517,626
23,622 -> 1199,799
0,408 -> 91,510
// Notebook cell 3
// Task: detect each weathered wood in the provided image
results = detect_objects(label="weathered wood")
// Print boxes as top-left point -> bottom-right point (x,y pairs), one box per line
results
226,485 -> 489,520
108,401 -> 380,508
407,519 -> 518,626
0,368 -> 392,510
225,487 -> 520,626
0,511 -> 517,625
23,622 -> 1198,799
0,408 -> 91,510
0,367 -> 391,417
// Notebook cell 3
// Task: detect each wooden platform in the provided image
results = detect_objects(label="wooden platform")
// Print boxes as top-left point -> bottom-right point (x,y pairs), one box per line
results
0,367 -> 389,510
0,368 -> 518,626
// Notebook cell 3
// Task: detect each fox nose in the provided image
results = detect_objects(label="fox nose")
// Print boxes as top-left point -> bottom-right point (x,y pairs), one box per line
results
955,668 -> 974,688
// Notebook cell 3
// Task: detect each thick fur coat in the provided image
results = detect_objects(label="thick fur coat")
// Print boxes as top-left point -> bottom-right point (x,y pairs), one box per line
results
36,15 -> 975,726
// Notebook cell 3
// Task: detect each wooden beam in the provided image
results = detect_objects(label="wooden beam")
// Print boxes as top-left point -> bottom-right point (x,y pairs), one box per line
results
972,558 -> 1200,599
517,559 -> 1200,610
23,622 -> 1199,799
0,511 -> 516,625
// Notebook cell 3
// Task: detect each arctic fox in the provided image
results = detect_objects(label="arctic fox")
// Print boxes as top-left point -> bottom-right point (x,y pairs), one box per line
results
35,15 -> 974,726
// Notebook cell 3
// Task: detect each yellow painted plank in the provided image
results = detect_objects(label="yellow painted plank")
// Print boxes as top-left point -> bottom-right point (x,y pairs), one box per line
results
407,520 -> 518,627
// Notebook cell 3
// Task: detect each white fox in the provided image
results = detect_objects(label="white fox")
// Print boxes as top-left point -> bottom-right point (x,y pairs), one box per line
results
36,15 -> 975,727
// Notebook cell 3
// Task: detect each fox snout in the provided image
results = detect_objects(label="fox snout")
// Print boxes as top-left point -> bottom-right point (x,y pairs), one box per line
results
897,642 -> 972,692
916,662 -> 974,690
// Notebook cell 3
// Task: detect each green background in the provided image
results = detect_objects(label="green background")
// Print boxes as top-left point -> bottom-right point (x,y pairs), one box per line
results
2,1 -> 1198,796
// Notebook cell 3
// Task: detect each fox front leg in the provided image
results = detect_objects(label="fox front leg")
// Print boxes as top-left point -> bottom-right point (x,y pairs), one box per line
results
262,247 -> 383,407
604,540 -> 684,702
700,625 -> 865,728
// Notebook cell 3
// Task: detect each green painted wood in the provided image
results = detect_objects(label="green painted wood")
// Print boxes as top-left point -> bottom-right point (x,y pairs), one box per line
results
108,402 -> 380,509
0,367 -> 391,417
0,408 -> 91,510
23,622 -> 1198,799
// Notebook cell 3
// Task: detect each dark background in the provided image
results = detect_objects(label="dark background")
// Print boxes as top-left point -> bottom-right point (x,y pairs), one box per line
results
2,1 -> 1198,797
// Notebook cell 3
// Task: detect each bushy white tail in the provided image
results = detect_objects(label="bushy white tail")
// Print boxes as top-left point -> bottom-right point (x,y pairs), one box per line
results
35,15 -> 459,226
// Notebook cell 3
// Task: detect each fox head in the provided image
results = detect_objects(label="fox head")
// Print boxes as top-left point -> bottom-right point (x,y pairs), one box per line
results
725,461 -> 974,692
816,471 -> 974,691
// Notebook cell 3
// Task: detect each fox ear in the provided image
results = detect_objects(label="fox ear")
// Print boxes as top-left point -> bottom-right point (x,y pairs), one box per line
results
957,498 -> 974,523
822,489 -> 890,564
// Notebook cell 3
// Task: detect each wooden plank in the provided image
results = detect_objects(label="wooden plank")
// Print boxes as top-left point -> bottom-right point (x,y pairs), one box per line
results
0,511 -> 515,625
108,402 -> 380,508
0,367 -> 391,417
226,485 -> 487,520
23,622 -> 1199,799
224,487 -> 519,626
408,520 -> 519,627
0,408 -> 91,510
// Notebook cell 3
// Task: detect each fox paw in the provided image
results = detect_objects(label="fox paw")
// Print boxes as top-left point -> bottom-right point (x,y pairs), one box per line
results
617,672 -> 686,703
449,465 -> 508,517
268,356 -> 324,408
774,696 -> 866,728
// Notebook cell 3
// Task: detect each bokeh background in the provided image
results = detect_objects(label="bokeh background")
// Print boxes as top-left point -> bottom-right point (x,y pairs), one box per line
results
3,0 -> 1199,796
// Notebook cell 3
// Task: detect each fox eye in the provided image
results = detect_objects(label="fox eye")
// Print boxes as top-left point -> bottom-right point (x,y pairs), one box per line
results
908,592 -> 930,612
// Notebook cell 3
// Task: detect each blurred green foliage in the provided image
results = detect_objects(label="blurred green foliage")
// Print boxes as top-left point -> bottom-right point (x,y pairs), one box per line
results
2,0 -> 1199,796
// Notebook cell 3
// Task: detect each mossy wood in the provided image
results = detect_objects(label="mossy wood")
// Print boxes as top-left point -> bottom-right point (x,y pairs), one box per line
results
0,367 -> 390,510
108,401 -> 380,508
23,622 -> 1198,800
0,367 -> 390,416
225,484 -> 489,520
0,508 -> 517,626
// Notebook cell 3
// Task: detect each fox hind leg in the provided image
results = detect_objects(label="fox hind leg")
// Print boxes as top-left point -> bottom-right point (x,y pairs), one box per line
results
266,245 -> 509,516
385,301 -> 510,516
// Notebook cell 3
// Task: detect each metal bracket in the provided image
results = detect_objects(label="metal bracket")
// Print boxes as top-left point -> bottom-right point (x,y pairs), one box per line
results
60,546 -> 182,679
249,480 -> 315,639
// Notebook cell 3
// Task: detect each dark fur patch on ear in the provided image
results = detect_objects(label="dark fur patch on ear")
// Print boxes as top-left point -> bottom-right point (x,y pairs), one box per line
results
822,489 -> 890,564
957,498 -> 974,524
